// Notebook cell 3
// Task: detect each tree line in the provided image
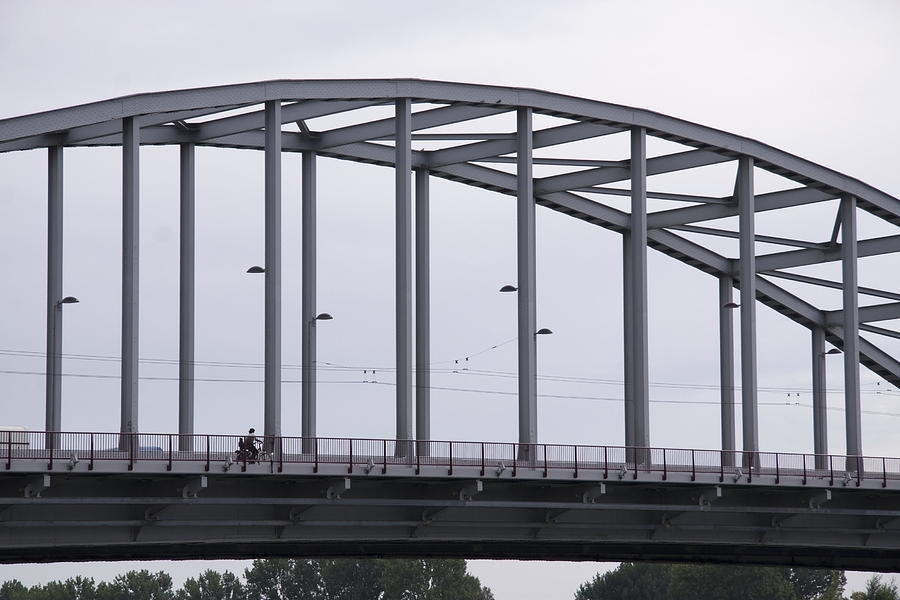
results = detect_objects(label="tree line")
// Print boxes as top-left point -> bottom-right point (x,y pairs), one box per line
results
575,563 -> 898,600
0,558 -> 493,600
2,559 -> 898,600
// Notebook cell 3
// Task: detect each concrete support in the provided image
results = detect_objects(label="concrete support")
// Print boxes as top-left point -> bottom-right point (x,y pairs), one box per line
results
630,127 -> 650,451
517,107 -> 537,460
301,151 -> 317,454
415,168 -> 431,456
622,232 -> 634,453
395,98 -> 413,455
811,326 -> 828,469
121,116 -> 140,446
264,101 -> 282,441
178,143 -> 195,451
737,156 -> 758,463
45,146 -> 63,447
841,194 -> 862,467
719,275 -> 735,467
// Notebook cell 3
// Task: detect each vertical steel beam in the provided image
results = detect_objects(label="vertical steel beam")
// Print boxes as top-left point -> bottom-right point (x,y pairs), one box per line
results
121,116 -> 140,444
178,143 -> 195,451
622,231 -> 635,454
45,146 -> 63,446
841,194 -> 861,465
737,156 -> 758,462
517,107 -> 537,459
395,98 -> 414,455
415,168 -> 431,456
301,151 -> 317,453
719,275 -> 735,467
264,101 -> 282,441
811,326 -> 828,469
630,127 -> 650,451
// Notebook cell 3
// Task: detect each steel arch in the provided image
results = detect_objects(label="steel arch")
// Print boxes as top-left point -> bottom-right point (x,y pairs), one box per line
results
1,78 -> 898,454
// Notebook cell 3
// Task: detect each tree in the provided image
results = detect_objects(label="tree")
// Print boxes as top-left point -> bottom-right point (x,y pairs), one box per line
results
851,576 -> 900,600
243,558 -> 321,600
319,559 -> 383,600
177,570 -> 244,600
575,562 -> 672,600
0,580 -> 29,600
242,558 -> 492,600
575,562 -> 848,600
96,570 -> 175,600
27,577 -> 98,600
785,568 -> 846,600
668,564 -> 796,600
423,559 -> 493,600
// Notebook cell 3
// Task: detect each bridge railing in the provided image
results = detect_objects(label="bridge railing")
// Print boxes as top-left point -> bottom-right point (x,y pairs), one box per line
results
5,430 -> 900,486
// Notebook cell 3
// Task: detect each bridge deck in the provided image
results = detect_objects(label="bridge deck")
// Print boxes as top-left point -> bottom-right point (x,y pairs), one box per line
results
2,432 -> 900,568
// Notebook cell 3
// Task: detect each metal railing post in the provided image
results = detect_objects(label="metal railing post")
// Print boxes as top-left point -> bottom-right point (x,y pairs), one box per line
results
829,454 -> 834,486
883,457 -> 887,488
5,431 -> 11,470
603,446 -> 608,479
128,433 -> 134,471
278,436 -> 283,473
89,433 -> 94,471
543,444 -> 548,478
416,441 -> 421,475
47,430 -> 54,471
480,443 -> 485,477
690,449 -> 695,482
802,453 -> 807,485
167,434 -> 173,471
512,443 -> 517,477
382,438 -> 387,474
857,455 -> 862,487
747,451 -> 752,483
349,438 -> 354,474
573,445 -> 578,479
775,452 -> 780,484
662,449 -> 667,481
204,435 -> 210,472
314,439 -> 319,473
241,436 -> 248,472
448,441 -> 453,476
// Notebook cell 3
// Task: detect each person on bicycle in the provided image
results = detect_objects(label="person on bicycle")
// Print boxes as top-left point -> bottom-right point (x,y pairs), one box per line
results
246,428 -> 259,462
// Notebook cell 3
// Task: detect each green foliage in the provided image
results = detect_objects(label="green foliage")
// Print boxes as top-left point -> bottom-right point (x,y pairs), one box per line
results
668,564 -> 795,600
0,580 -> 30,600
576,562 -> 849,600
575,562 -> 672,600
240,557 -> 492,600
851,576 -> 900,600
176,570 -> 244,600
96,570 -> 175,600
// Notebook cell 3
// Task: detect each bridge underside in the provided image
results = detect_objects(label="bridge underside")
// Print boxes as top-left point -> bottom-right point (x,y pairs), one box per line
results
2,469 -> 899,570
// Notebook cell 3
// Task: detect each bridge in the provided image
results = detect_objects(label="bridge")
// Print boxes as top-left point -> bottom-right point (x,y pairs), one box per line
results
1,79 -> 899,568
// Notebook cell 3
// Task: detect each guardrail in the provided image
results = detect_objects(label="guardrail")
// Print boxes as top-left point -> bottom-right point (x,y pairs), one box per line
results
3,430 -> 898,487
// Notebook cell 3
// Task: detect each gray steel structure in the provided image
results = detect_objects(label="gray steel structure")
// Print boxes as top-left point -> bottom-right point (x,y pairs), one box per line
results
2,79 -> 900,565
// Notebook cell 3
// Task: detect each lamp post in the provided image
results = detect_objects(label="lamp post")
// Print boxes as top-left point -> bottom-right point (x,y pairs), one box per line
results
303,312 -> 333,454
46,296 -> 79,450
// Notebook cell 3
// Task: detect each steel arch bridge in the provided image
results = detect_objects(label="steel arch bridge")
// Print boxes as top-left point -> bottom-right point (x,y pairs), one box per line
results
1,79 -> 899,568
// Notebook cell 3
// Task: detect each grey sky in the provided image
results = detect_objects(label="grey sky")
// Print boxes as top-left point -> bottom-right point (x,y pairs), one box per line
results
1,0 -> 898,597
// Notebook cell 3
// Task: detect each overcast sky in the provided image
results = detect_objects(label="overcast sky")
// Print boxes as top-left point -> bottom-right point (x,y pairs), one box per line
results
1,0 -> 899,597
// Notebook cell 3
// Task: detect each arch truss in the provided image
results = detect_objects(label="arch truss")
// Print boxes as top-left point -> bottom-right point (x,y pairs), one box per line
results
2,79 -> 899,466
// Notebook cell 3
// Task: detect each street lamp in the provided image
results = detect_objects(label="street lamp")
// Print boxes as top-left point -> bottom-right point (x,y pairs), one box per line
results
536,328 -> 553,336
46,295 -> 80,448
723,301 -> 740,309
303,312 -> 334,453
499,284 -> 518,293
825,348 -> 842,355
246,265 -> 265,274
